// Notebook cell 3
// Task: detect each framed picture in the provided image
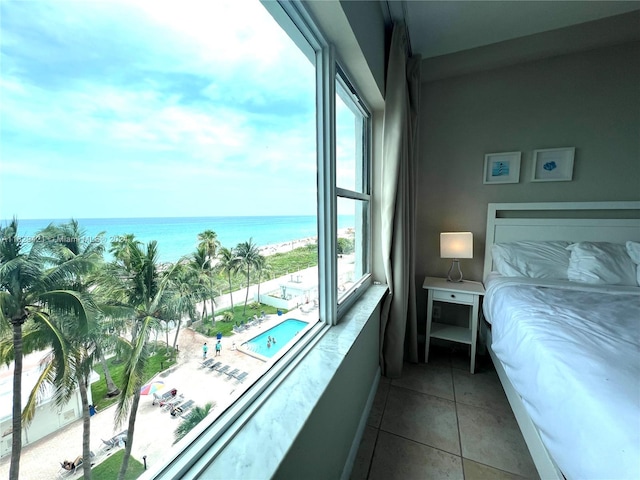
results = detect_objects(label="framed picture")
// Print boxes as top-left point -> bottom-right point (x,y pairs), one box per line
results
483,151 -> 521,184
532,147 -> 575,182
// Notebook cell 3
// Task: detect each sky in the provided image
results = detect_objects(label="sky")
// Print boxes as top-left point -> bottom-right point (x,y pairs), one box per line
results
0,0 -> 358,220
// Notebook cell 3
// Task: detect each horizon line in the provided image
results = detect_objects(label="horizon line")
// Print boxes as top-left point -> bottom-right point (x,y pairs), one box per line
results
1,214 -> 329,223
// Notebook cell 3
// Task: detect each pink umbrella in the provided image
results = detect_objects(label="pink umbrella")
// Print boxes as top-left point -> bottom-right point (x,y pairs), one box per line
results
140,380 -> 164,395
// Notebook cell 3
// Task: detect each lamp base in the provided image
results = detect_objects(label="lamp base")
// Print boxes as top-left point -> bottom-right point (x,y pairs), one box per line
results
446,259 -> 464,282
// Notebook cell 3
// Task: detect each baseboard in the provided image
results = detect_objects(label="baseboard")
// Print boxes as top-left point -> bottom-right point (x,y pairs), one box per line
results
340,367 -> 381,480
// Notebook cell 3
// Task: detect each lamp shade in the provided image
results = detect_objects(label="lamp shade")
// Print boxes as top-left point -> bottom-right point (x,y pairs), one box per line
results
440,232 -> 473,259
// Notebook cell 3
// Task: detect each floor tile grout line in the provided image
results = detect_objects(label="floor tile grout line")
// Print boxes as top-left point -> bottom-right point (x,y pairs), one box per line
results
364,427 -> 381,480
387,382 -> 456,404
373,429 -> 464,462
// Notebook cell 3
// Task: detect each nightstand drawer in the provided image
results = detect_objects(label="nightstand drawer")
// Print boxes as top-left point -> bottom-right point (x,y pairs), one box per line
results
432,289 -> 475,304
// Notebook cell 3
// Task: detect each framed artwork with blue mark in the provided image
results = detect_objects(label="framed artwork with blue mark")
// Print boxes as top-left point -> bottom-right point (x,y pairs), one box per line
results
532,147 -> 575,182
483,151 -> 521,184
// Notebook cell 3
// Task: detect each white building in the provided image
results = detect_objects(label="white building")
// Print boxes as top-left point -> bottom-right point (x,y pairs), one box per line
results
0,351 -> 99,458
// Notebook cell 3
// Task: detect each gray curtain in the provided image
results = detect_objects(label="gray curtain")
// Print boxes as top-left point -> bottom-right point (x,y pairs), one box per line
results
380,22 -> 421,378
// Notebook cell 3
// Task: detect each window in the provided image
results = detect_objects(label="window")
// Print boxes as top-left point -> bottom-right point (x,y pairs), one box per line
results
0,0 -> 372,476
335,72 -> 371,310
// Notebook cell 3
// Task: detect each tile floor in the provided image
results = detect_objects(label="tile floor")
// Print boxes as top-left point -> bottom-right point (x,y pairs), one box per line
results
351,346 -> 539,480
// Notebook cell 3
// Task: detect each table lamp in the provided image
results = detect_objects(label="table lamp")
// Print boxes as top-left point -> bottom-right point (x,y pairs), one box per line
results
440,232 -> 473,282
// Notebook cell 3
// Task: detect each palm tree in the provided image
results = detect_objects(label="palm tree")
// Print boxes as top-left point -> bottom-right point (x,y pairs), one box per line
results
36,220 -> 105,479
163,262 -> 200,350
0,219 -> 97,480
218,247 -> 239,310
197,231 -> 220,319
173,402 -> 214,444
189,246 -> 212,321
98,237 -> 177,480
197,230 -> 220,267
108,233 -> 141,269
235,239 -> 260,315
94,314 -> 122,397
254,254 -> 269,304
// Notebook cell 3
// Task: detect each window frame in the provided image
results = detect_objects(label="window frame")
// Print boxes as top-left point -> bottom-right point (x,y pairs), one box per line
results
334,67 -> 373,320
144,0 -> 373,476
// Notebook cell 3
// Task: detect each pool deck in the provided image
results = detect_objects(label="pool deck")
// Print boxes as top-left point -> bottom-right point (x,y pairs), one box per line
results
0,308 -> 319,480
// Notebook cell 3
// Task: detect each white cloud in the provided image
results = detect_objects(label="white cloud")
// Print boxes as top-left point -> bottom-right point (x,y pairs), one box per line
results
1,0 -> 318,218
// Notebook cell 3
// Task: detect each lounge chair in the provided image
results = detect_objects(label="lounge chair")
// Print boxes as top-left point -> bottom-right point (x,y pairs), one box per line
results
100,430 -> 127,452
180,400 -> 195,416
208,361 -> 222,371
226,368 -> 240,379
153,388 -> 177,405
216,365 -> 230,375
200,358 -> 214,368
58,455 -> 82,478
233,371 -> 248,383
162,395 -> 184,412
170,399 -> 194,418
57,451 -> 95,478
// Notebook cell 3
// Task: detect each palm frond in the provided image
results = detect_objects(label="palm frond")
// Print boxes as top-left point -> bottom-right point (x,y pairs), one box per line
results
113,313 -> 154,428
22,351 -> 57,426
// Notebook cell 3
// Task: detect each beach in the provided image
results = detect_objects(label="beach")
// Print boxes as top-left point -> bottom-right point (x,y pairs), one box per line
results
11,216 -> 356,263
258,227 -> 355,257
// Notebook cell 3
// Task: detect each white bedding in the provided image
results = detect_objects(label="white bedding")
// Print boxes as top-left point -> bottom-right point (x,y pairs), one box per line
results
483,275 -> 640,480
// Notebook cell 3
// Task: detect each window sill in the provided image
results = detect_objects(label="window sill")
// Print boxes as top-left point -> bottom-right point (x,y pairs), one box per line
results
144,284 -> 387,479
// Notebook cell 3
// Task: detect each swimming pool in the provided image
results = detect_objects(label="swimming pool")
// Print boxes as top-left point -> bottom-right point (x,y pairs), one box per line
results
242,319 -> 308,358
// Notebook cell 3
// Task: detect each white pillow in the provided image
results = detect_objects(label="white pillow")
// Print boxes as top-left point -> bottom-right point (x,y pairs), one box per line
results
567,242 -> 636,286
625,241 -> 640,286
491,241 -> 571,279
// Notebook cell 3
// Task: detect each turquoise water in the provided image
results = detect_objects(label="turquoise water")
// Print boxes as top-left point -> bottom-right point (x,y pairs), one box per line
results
242,319 -> 308,358
4,215 -> 354,263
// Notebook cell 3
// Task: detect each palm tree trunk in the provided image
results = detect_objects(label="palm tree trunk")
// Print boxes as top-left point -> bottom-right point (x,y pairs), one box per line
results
100,353 -> 120,396
78,371 -> 92,480
257,271 -> 262,303
117,391 -> 142,480
9,320 -> 23,480
165,323 -> 169,350
172,319 -> 181,350
227,273 -> 234,310
243,267 -> 250,314
201,301 -> 207,322
209,277 -> 216,322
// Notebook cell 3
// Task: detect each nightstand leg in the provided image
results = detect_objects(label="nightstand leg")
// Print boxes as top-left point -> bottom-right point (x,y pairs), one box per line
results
470,299 -> 479,374
425,291 -> 434,363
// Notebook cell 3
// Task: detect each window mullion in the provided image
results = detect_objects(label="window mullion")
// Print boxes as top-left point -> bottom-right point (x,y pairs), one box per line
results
316,44 -> 337,326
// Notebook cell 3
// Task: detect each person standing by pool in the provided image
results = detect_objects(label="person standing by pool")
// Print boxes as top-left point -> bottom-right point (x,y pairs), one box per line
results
215,340 -> 222,356
202,342 -> 208,359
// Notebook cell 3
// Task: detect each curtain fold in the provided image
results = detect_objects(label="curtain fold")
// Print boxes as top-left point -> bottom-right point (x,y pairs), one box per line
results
379,22 -> 422,378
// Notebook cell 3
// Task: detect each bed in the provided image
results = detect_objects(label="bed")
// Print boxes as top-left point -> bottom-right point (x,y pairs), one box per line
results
481,201 -> 640,480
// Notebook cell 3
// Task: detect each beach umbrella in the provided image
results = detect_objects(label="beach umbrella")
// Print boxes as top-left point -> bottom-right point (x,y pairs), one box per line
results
140,380 -> 164,395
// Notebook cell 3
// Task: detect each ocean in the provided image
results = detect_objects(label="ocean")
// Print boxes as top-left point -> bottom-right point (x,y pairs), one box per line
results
7,216 -> 354,263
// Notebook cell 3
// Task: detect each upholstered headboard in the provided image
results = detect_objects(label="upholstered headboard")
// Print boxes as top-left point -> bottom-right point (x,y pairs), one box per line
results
483,201 -> 640,281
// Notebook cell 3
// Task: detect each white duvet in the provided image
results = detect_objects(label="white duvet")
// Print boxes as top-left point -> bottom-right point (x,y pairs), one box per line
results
483,275 -> 640,480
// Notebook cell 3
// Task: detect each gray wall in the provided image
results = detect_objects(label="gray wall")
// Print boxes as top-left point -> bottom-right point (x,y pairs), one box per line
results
339,0 -> 386,97
273,302 -> 381,480
416,41 -> 640,287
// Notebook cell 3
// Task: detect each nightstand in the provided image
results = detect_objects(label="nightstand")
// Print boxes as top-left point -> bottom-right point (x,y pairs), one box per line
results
422,276 -> 485,373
